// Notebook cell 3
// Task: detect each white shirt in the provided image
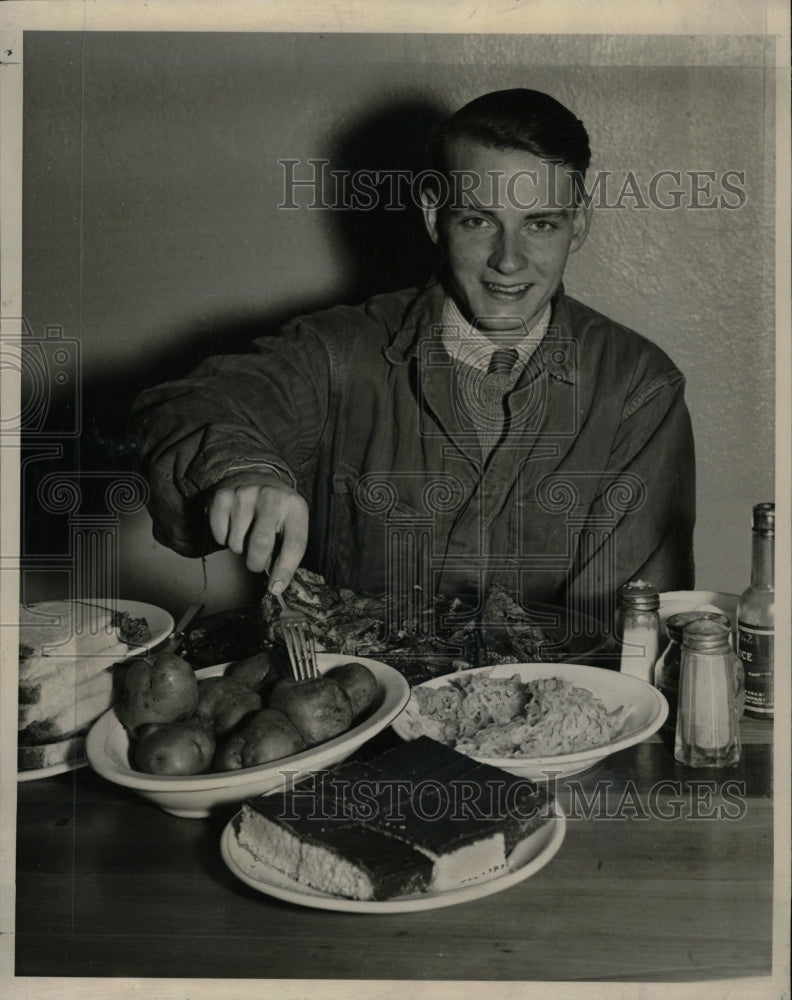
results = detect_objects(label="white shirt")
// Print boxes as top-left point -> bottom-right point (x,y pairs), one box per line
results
439,296 -> 551,373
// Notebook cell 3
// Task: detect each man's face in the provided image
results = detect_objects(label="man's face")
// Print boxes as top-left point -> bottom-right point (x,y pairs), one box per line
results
422,141 -> 591,341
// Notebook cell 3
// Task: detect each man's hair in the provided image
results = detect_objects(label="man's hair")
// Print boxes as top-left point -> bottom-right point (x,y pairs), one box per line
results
428,88 -> 591,178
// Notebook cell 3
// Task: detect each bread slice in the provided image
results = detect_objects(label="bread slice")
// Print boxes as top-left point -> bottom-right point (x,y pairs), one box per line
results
19,650 -> 132,703
18,732 -> 88,772
18,667 -> 116,727
18,687 -> 119,744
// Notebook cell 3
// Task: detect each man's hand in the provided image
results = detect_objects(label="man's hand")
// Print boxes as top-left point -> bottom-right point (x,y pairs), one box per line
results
208,474 -> 309,594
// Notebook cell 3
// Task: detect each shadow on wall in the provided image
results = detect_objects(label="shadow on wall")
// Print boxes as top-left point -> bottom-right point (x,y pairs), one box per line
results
85,96 -> 446,473
24,97 -> 447,566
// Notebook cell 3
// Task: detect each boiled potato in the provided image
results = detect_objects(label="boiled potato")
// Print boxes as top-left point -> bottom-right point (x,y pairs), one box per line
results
194,676 -> 261,736
269,677 -> 353,745
226,649 -> 284,696
134,718 -> 215,775
213,708 -> 306,769
117,653 -> 199,736
325,662 -> 378,720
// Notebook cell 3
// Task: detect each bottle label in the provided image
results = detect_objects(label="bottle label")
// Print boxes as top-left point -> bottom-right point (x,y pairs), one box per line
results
737,622 -> 773,716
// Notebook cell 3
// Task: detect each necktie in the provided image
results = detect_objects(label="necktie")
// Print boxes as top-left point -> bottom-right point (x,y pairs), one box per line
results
487,347 -> 519,377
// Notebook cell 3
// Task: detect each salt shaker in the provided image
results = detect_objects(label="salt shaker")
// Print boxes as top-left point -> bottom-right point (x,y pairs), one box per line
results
674,618 -> 741,767
615,580 -> 660,683
654,610 -> 731,733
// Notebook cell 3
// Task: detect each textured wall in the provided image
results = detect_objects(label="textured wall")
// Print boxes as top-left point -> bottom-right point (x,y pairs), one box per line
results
22,32 -> 774,614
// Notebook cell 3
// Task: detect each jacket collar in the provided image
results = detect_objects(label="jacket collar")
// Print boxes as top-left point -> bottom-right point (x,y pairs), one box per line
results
383,280 -> 577,385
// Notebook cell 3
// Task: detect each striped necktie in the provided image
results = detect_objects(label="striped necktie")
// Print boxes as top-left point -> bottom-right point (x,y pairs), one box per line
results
487,347 -> 519,377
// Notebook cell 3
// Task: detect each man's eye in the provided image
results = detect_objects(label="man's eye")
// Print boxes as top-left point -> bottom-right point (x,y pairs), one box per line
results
460,216 -> 492,229
526,220 -> 556,233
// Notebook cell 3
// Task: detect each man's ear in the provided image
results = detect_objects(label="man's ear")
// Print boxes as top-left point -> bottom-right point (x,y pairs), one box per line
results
569,202 -> 592,254
421,187 -> 442,246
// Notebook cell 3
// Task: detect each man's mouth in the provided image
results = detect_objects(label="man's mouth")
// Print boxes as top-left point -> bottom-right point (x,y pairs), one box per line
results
483,282 -> 531,296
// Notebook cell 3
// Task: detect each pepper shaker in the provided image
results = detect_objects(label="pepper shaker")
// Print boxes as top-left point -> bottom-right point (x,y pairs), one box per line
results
654,610 -> 731,733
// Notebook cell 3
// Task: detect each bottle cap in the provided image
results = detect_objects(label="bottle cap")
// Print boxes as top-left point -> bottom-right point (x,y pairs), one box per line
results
616,579 -> 660,612
752,502 -> 775,536
666,610 -> 731,643
681,618 -> 731,652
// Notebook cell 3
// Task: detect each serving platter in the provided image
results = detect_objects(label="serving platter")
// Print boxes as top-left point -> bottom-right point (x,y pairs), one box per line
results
17,599 -> 175,782
391,662 -> 668,780
220,799 -> 566,913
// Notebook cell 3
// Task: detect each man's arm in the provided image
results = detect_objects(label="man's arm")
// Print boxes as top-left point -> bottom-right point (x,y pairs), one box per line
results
130,322 -> 331,590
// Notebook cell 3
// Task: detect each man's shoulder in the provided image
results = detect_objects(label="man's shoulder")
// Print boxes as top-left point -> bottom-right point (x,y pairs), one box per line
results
562,293 -> 683,375
283,286 -> 430,347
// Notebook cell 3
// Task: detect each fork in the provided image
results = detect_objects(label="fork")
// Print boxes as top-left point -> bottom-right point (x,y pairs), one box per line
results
276,593 -> 320,680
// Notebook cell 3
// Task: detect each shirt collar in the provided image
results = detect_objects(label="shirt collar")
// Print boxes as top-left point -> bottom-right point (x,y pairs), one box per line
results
439,297 -> 551,373
383,280 -> 577,385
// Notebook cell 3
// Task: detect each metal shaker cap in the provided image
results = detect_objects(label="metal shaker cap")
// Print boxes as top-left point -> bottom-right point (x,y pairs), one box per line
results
681,618 -> 731,652
666,610 -> 731,644
616,579 -> 660,612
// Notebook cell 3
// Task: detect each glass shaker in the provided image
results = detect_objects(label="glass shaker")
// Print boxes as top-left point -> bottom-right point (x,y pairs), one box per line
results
675,618 -> 742,767
615,580 -> 660,683
655,610 -> 731,733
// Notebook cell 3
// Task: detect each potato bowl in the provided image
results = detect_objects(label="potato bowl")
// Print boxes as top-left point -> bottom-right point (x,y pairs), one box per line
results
85,653 -> 410,819
391,662 -> 668,781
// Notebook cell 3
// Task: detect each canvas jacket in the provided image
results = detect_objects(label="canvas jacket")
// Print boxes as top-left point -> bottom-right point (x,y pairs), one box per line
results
131,282 -> 695,617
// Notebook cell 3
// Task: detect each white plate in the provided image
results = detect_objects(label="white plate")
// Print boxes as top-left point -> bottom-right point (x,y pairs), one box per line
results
86,654 -> 411,818
391,662 -> 668,780
17,599 -> 174,782
17,756 -> 90,782
109,598 -> 175,651
220,799 -> 566,913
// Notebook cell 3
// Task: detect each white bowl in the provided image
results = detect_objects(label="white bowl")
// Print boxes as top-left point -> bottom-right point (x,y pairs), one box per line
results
391,662 -> 668,780
659,590 -> 739,634
85,653 -> 410,818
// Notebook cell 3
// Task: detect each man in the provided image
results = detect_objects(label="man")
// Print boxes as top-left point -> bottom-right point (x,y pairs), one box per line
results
131,89 -> 695,622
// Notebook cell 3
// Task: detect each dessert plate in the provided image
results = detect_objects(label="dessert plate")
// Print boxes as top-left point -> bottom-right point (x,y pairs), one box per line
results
220,800 -> 566,913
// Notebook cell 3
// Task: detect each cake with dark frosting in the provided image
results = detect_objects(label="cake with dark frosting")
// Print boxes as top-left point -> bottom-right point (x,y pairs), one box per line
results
235,736 -> 553,900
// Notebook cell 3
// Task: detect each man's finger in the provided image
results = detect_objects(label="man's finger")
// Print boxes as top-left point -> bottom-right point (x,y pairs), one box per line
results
226,487 -> 258,553
208,489 -> 234,546
245,515 -> 278,574
267,503 -> 309,594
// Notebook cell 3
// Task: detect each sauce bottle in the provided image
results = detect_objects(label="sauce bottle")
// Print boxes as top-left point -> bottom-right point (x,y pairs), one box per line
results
737,502 -> 775,719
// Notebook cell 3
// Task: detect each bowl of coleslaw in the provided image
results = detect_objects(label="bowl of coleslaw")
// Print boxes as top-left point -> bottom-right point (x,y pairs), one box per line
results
391,662 -> 668,780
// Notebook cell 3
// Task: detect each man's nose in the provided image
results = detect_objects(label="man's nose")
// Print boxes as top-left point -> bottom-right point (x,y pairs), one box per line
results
487,229 -> 526,273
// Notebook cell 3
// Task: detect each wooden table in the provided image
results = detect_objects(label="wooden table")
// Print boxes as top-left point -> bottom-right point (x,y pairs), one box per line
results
13,717 -> 775,985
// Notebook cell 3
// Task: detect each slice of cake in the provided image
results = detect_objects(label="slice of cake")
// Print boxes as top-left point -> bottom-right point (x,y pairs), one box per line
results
357,738 -> 551,891
235,737 -> 554,900
236,784 -> 432,901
